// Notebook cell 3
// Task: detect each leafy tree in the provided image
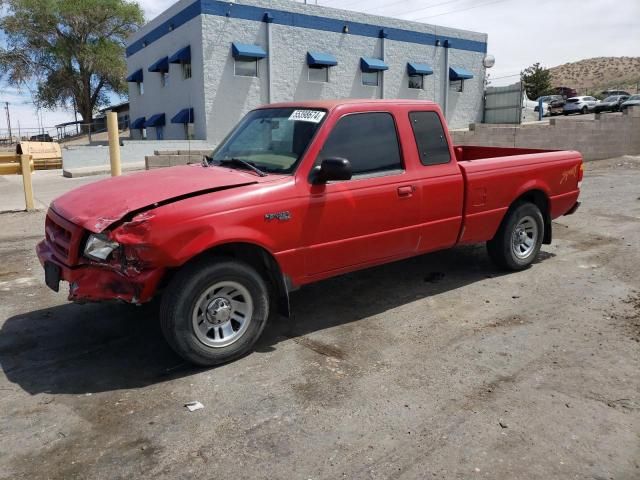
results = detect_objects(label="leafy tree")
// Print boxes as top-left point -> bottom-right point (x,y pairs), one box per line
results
0,0 -> 144,125
521,62 -> 553,100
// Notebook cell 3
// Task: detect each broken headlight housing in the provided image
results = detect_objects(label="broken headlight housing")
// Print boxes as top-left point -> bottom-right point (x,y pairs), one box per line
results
84,234 -> 120,261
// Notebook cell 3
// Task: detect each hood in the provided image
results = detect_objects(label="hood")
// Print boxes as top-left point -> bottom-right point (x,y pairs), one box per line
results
52,164 -> 271,233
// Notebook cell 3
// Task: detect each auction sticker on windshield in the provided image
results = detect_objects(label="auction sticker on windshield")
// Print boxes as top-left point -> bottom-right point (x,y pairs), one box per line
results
288,110 -> 326,123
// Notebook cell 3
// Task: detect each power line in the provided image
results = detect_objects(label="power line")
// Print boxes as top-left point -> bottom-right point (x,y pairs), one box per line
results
490,73 -> 522,80
414,0 -> 513,20
379,0 -> 469,16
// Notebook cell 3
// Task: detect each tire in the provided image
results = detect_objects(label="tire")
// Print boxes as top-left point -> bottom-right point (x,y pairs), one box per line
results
581,106 -> 588,114
160,258 -> 270,366
563,112 -> 568,116
487,202 -> 544,271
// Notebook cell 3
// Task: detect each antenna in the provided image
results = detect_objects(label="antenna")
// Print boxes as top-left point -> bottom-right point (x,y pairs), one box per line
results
188,70 -> 192,161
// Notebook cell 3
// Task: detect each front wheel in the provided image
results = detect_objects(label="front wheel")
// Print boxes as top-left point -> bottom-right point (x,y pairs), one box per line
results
487,203 -> 544,271
160,259 -> 270,366
581,106 -> 588,114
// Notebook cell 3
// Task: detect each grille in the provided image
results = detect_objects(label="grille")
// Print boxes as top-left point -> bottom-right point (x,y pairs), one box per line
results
45,209 -> 84,265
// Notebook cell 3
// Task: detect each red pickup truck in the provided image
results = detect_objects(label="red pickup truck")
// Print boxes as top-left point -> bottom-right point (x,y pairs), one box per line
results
37,100 -> 582,365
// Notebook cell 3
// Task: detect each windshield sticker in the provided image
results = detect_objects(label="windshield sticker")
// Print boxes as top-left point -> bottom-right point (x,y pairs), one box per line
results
288,110 -> 325,123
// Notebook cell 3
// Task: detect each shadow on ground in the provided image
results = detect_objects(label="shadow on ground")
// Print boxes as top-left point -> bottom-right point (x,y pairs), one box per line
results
0,245 -> 555,395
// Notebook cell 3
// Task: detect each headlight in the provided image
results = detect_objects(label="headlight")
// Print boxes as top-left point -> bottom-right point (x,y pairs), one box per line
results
84,234 -> 119,261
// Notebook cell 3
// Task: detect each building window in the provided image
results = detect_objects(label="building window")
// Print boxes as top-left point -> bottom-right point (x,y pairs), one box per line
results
408,75 -> 424,89
137,82 -> 144,95
235,59 -> 258,77
182,63 -> 192,80
161,72 -> 169,87
308,66 -> 328,83
362,71 -> 379,87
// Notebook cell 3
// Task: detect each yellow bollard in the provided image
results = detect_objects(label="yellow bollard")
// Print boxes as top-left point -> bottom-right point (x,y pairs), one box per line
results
20,154 -> 35,211
107,111 -> 121,176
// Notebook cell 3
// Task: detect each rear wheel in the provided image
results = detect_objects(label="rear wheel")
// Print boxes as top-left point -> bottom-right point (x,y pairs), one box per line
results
487,202 -> 544,271
160,259 -> 270,366
581,106 -> 588,114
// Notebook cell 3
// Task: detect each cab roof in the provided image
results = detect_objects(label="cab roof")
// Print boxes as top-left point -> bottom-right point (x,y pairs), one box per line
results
260,99 -> 438,111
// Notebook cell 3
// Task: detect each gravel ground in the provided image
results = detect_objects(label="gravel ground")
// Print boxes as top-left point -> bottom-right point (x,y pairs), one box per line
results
0,156 -> 638,480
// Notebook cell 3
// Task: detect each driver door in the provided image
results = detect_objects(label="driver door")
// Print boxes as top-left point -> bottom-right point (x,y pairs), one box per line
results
301,112 -> 422,277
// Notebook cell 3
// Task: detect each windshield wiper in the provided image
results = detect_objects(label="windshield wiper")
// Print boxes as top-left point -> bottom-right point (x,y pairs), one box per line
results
217,158 -> 268,177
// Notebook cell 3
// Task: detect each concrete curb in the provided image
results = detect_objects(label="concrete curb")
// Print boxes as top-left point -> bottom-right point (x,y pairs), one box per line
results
63,162 -> 146,178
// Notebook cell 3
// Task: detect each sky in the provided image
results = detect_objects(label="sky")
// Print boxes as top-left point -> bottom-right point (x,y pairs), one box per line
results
2,0 -> 639,134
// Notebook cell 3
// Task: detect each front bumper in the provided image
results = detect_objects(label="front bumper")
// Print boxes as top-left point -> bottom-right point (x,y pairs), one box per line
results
37,240 -> 164,304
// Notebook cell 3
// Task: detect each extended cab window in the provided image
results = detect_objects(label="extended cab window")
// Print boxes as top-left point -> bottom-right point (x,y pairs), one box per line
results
319,112 -> 402,176
409,111 -> 451,166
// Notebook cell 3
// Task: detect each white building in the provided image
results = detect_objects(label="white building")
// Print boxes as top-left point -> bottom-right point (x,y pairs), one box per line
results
126,0 -> 489,142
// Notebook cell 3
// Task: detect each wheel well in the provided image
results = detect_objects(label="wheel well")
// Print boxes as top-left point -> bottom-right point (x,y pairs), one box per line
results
512,190 -> 552,244
165,242 -> 290,317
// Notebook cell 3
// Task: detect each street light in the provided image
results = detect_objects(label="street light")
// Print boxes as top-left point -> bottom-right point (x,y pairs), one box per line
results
483,54 -> 496,69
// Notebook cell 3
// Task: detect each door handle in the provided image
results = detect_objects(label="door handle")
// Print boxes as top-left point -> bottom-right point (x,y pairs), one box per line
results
397,185 -> 415,197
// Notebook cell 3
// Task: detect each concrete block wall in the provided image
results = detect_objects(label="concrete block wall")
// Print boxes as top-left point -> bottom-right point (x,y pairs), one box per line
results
145,149 -> 211,169
451,107 -> 640,161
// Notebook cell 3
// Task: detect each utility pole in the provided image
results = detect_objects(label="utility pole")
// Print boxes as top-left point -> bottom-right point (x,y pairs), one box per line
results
4,102 -> 12,143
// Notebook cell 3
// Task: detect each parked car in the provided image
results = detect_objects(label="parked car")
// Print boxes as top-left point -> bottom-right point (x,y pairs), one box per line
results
29,133 -> 53,142
563,96 -> 598,115
548,96 -> 566,116
535,95 -> 564,116
555,86 -> 577,99
620,95 -> 640,111
601,89 -> 631,97
523,92 -> 547,119
37,100 -> 583,366
594,95 -> 629,113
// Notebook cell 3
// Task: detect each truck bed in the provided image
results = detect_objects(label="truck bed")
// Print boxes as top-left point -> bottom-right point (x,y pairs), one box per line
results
454,147 -> 582,245
453,145 -> 551,162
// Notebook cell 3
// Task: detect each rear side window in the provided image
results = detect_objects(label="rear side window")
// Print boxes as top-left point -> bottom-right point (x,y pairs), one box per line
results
409,111 -> 451,166
319,112 -> 402,176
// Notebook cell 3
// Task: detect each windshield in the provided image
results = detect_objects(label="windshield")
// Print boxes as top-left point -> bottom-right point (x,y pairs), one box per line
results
628,95 -> 640,101
210,107 -> 326,174
603,96 -> 618,102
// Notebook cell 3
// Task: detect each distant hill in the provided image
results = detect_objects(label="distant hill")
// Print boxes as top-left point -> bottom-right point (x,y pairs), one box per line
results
549,57 -> 640,96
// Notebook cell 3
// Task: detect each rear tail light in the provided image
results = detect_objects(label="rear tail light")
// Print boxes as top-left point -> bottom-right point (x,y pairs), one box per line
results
577,163 -> 584,188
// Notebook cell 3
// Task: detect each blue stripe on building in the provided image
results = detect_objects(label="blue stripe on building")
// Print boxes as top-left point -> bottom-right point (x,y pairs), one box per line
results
126,0 -> 487,57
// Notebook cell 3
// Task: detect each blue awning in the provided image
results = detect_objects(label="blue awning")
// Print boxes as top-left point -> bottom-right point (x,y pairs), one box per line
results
232,42 -> 267,60
307,51 -> 337,67
148,56 -> 169,73
407,62 -> 434,76
131,117 -> 146,129
449,66 -> 474,80
169,46 -> 191,64
145,113 -> 165,128
126,69 -> 143,82
171,108 -> 194,124
360,57 -> 388,72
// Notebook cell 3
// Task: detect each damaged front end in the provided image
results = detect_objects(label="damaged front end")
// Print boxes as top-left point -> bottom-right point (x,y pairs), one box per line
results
37,208 -> 165,305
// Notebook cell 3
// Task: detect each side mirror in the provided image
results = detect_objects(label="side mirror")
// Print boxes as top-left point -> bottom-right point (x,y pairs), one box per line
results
310,157 -> 352,184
